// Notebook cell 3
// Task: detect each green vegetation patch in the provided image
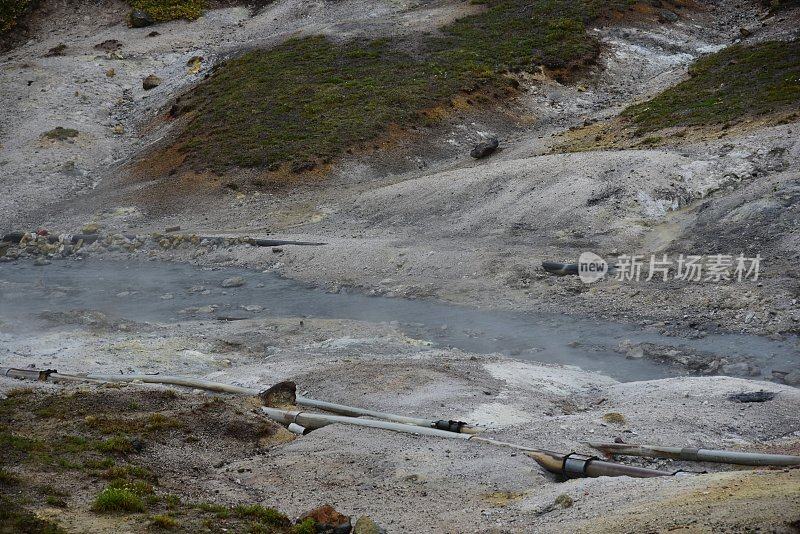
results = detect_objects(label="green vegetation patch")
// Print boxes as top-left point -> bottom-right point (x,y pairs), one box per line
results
622,40 -> 800,132
175,0 -> 633,171
93,487 -> 146,514
0,0 -> 36,35
233,504 -> 290,527
0,495 -> 66,534
440,0 -> 632,71
128,0 -> 205,22
42,127 -> 79,141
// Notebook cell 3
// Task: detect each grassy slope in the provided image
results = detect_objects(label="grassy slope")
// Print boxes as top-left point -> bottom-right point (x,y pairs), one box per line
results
622,40 -> 800,132
0,0 -> 36,35
0,388 -> 313,533
174,0 -> 633,171
128,0 -> 205,22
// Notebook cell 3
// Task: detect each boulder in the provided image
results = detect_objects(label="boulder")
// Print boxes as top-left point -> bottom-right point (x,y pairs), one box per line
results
353,516 -> 385,534
221,276 -> 246,288
94,39 -> 122,52
130,9 -> 154,28
143,74 -> 162,90
470,137 -> 499,159
298,505 -> 351,534
658,9 -> 678,23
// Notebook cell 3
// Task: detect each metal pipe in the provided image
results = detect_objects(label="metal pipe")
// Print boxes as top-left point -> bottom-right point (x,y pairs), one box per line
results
261,407 -> 676,479
1,367 -> 475,433
586,442 -> 800,467
262,408 -> 473,440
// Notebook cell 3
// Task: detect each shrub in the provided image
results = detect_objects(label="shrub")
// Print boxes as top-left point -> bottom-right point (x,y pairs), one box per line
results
93,487 -> 145,513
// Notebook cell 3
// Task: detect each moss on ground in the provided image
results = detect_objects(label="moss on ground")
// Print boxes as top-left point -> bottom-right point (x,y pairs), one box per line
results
0,495 -> 66,534
128,0 -> 205,23
93,487 -> 146,513
0,388 -> 333,533
0,0 -> 36,35
622,40 -> 800,132
174,0 -> 633,171
42,127 -> 79,141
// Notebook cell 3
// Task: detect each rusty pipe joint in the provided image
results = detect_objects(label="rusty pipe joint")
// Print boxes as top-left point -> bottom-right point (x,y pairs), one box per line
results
562,453 -> 597,479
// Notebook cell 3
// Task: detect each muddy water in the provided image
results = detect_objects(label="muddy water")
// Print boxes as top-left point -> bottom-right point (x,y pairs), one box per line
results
1,259 -> 797,382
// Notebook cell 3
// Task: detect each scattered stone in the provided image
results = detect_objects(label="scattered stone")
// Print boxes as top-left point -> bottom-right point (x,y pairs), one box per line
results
259,381 -> 297,408
187,56 -> 203,74
602,412 -> 626,425
221,276 -> 245,288
272,247 -> 283,253
241,304 -> 263,312
728,390 -> 776,403
147,30 -> 160,37
143,74 -> 162,90
43,127 -> 79,141
112,124 -> 124,134
44,43 -> 67,57
739,27 -> 752,38
33,257 -> 51,266
130,9 -> 154,28
94,39 -> 122,52
554,493 -> 573,509
82,223 -> 101,234
658,9 -> 679,23
106,68 -> 116,77
298,505 -> 351,534
783,371 -> 800,386
214,311 -> 252,321
291,161 -> 316,173
470,137 -> 499,159
353,516 -> 385,534
165,225 -> 181,233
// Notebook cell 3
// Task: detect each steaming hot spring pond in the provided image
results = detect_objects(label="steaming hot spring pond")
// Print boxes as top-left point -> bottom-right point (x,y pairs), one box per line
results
0,258 -> 797,383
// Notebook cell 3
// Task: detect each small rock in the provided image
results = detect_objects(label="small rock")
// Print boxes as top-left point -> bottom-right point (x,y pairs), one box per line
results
221,276 -> 245,288
130,9 -> 154,28
165,225 -> 180,233
353,516 -> 385,534
106,68 -> 116,78
298,505 -> 351,534
44,43 -> 67,57
658,9 -> 678,23
272,247 -> 283,253
554,493 -> 573,509
728,390 -> 775,403
739,27 -> 752,38
33,258 -> 51,266
783,371 -> 800,387
470,137 -> 499,159
214,311 -> 252,321
82,223 -> 101,234
94,39 -> 122,52
112,124 -> 124,134
142,74 -> 162,90
147,30 -> 160,37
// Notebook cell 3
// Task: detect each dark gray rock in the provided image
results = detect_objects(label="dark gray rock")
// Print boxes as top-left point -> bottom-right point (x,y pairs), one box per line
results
658,9 -> 678,23
353,516 -> 385,534
470,137 -> 499,159
220,276 -> 245,288
728,390 -> 776,403
142,74 -> 162,90
130,9 -> 154,28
